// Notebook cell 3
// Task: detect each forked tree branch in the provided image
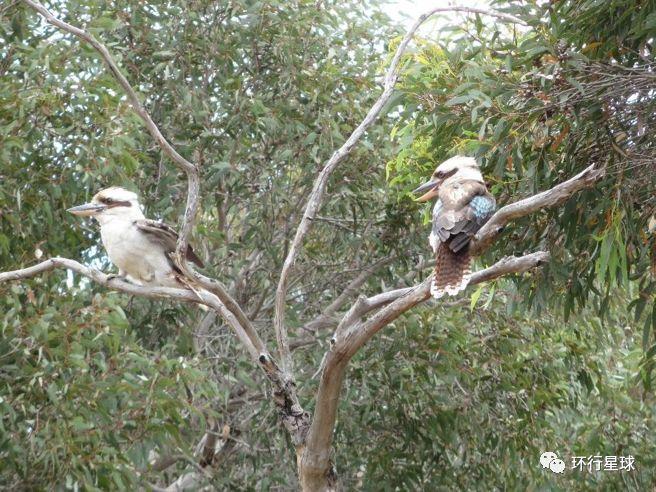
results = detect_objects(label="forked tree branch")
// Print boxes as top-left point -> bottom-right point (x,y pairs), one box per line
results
0,256 -> 310,450
191,270 -> 257,344
20,0 -> 263,374
299,163 -> 603,489
299,252 -> 548,488
346,252 -> 550,350
273,5 -> 527,377
7,4 -> 597,491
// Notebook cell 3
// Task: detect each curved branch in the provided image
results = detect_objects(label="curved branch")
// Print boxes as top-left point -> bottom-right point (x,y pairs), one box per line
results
22,0 -> 199,264
471,164 -> 604,254
0,257 -> 264,359
21,0 -> 266,374
300,251 -> 548,489
273,5 -> 526,377
1,255 -> 311,453
347,251 -> 550,351
17,0 -> 315,466
190,270 -> 259,349
0,257 -> 198,301
300,162 -> 603,489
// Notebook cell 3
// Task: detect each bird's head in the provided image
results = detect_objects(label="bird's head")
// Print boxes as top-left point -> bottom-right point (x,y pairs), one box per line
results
413,156 -> 482,202
67,187 -> 143,223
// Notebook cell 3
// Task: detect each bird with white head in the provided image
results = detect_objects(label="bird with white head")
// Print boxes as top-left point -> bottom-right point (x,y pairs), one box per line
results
413,156 -> 496,298
68,187 -> 204,288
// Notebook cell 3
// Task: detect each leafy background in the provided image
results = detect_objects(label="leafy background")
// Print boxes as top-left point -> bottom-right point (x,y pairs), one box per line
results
1,0 -> 655,489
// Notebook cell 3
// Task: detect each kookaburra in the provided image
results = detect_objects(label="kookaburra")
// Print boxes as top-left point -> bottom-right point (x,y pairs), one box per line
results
413,156 -> 496,299
67,187 -> 204,288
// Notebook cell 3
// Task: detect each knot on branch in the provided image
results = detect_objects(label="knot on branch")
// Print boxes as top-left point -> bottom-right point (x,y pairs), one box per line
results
273,379 -> 311,446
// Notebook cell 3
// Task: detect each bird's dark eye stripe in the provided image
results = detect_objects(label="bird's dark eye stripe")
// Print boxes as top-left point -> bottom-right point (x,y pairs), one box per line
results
99,197 -> 131,207
434,168 -> 458,180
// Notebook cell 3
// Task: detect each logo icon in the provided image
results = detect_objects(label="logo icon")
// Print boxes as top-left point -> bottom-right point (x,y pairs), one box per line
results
540,451 -> 565,474
550,458 -> 566,474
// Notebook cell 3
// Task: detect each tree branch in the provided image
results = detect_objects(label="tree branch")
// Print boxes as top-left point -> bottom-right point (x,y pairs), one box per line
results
160,423 -> 240,491
21,0 -> 261,369
300,161 -> 603,489
300,256 -> 396,333
22,0 -> 199,269
471,164 -> 604,254
0,257 -> 198,301
273,5 -> 526,378
300,251 -> 547,488
0,255 -> 313,449
15,1 -> 316,470
190,270 -> 259,349
0,257 -> 264,359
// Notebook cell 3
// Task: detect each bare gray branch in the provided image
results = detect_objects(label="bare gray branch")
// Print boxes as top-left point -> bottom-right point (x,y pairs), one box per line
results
273,4 -> 526,378
300,251 -> 548,489
471,164 -> 604,254
300,161 -> 602,489
22,0 -> 199,265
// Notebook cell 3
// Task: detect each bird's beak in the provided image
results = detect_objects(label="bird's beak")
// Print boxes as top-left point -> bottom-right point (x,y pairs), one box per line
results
67,202 -> 106,216
413,179 -> 440,202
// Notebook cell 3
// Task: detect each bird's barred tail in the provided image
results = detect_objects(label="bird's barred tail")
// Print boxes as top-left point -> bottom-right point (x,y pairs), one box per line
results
431,244 -> 472,299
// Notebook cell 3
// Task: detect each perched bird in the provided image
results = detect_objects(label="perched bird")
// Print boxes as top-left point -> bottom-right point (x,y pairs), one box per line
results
413,156 -> 496,298
67,187 -> 204,288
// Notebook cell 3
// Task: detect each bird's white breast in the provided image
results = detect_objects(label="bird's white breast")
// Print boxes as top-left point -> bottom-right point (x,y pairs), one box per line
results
99,219 -> 175,285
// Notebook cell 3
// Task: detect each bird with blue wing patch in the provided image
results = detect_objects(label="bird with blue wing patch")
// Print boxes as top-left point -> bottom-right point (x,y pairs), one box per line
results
413,156 -> 496,298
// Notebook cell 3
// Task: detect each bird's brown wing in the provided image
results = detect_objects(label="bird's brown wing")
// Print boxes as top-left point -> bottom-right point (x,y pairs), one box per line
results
433,180 -> 494,254
134,219 -> 205,269
430,181 -> 495,299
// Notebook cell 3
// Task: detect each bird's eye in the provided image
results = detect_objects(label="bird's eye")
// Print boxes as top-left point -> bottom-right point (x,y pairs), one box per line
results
434,171 -> 443,178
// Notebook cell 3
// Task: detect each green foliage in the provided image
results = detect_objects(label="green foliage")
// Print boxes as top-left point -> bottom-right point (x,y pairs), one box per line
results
339,296 -> 656,489
1,0 -> 399,488
387,0 -> 656,332
374,0 -> 656,486
0,289 -> 218,490
2,0 -> 656,489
